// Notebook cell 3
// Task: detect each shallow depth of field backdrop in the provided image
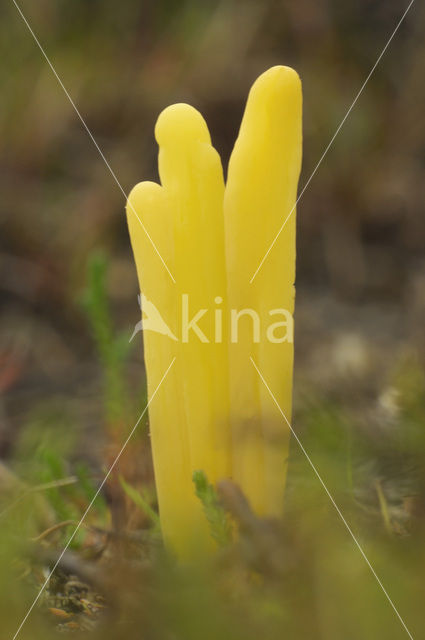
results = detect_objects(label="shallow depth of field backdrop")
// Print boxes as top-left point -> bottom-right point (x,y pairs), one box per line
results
1,1 -> 425,639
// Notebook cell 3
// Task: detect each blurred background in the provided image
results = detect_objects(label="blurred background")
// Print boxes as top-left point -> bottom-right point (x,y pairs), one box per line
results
1,0 -> 424,447
1,1 -> 425,637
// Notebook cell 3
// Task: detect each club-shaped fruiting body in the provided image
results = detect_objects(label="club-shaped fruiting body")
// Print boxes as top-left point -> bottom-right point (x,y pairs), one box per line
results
126,66 -> 302,558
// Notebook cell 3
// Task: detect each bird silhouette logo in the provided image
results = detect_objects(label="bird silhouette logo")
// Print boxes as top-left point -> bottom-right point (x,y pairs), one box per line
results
130,293 -> 178,342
